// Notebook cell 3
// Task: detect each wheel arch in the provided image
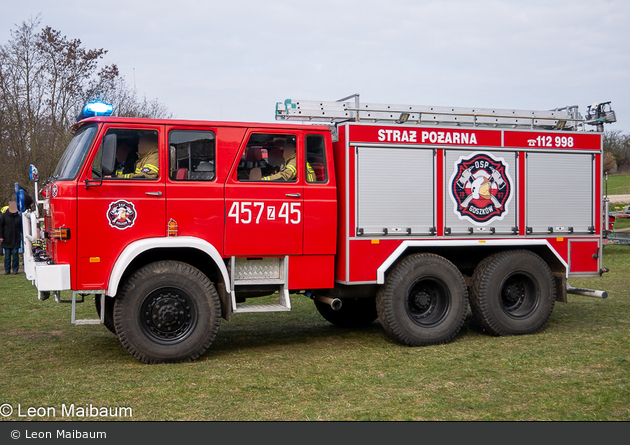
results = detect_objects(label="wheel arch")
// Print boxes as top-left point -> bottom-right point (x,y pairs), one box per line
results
376,240 -> 568,286
107,237 -> 230,300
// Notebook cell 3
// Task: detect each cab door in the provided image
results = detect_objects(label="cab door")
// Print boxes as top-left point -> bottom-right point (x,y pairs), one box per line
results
224,131 -> 303,256
76,124 -> 166,289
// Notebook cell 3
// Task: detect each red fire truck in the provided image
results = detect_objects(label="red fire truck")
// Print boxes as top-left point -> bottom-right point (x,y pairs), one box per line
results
18,96 -> 616,363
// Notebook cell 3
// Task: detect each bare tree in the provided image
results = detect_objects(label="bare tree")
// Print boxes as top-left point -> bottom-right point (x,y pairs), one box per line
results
604,130 -> 630,173
0,18 -> 171,204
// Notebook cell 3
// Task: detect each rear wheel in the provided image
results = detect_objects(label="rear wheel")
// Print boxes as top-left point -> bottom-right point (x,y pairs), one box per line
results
470,250 -> 555,336
376,253 -> 468,346
314,297 -> 378,328
114,261 -> 221,363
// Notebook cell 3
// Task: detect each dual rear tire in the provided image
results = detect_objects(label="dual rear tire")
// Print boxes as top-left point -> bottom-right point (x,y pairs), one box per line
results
469,250 -> 555,336
376,250 -> 556,346
376,253 -> 469,346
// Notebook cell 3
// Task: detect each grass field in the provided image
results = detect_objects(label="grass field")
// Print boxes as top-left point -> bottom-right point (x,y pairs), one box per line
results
1,246 -> 629,421
610,201 -> 630,230
606,173 -> 630,195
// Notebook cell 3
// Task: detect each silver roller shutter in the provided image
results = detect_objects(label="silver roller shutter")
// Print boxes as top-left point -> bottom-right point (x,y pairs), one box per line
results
356,146 -> 434,236
526,152 -> 593,234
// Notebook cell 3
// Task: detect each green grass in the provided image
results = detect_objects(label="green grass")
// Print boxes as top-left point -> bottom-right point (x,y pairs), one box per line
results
610,202 -> 630,230
1,248 -> 630,421
606,173 -> 630,195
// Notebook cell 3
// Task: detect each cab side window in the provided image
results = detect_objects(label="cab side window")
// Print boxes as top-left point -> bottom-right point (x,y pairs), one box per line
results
305,135 -> 327,183
237,134 -> 298,182
92,128 -> 159,180
169,130 -> 216,181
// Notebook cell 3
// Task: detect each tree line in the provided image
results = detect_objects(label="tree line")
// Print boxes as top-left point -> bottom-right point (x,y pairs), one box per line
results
604,131 -> 630,174
0,18 -> 171,205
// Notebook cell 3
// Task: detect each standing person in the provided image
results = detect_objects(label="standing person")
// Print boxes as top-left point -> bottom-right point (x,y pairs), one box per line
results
0,201 -> 23,274
0,205 -> 6,261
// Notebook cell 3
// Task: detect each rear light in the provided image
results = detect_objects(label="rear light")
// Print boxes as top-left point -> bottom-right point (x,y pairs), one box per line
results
49,227 -> 71,240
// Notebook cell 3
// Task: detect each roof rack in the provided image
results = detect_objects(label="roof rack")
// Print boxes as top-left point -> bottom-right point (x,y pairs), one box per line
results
275,94 -> 615,132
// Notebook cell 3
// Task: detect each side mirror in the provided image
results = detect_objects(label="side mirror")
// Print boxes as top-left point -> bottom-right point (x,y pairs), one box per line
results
101,134 -> 117,176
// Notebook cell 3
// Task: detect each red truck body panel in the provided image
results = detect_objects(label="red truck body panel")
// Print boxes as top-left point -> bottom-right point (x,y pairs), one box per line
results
333,123 -> 603,284
43,115 -> 603,295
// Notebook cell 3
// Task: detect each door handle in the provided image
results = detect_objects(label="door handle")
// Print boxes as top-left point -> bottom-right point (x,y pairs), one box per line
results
145,191 -> 162,196
285,193 -> 301,198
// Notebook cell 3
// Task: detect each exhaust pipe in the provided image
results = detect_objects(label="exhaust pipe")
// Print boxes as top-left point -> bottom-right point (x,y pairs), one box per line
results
566,283 -> 608,299
314,295 -> 343,311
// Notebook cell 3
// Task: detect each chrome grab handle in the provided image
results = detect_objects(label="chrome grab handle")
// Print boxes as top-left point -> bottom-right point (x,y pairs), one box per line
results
285,193 -> 301,198
145,191 -> 162,196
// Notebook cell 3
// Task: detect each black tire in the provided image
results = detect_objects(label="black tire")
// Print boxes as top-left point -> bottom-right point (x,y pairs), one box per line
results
314,297 -> 378,328
376,253 -> 468,346
114,261 -> 221,364
95,294 -> 116,335
469,250 -> 555,336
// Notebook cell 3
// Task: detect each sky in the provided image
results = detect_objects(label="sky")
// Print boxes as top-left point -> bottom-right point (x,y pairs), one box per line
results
2,0 -> 629,133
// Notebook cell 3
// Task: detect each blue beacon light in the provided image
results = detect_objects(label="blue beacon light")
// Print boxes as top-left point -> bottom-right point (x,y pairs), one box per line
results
78,101 -> 114,120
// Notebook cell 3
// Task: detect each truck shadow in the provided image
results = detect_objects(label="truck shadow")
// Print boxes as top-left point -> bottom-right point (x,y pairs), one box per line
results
87,314 -> 482,363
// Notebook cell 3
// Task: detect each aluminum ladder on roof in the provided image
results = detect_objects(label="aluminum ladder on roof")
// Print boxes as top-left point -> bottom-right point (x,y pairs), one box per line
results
275,93 -> 585,131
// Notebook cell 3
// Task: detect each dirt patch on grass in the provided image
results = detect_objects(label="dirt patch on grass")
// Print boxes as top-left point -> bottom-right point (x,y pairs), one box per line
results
5,329 -> 64,339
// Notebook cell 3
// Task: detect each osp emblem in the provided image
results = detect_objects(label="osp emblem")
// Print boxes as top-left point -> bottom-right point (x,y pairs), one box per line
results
107,200 -> 137,230
449,152 -> 513,225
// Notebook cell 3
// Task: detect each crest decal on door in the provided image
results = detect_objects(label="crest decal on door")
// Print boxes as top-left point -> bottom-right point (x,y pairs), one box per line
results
107,200 -> 137,230
449,152 -> 513,226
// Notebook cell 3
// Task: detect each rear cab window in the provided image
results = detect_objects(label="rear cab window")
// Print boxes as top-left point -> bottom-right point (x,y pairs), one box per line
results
169,130 -> 216,181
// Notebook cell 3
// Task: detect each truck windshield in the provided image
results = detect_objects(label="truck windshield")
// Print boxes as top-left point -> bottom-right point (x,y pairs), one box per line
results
52,125 -> 98,181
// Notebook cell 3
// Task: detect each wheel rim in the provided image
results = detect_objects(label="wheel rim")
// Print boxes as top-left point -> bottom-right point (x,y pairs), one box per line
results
404,276 -> 451,327
499,272 -> 540,319
140,287 -> 198,344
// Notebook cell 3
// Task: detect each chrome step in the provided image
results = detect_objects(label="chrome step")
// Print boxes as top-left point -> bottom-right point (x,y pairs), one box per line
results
233,304 -> 291,313
230,256 -> 292,313
69,290 -> 106,325
73,319 -> 103,325
233,278 -> 286,285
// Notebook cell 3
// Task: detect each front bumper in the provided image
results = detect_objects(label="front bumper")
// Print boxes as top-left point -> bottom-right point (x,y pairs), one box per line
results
22,210 -> 71,298
31,262 -> 71,296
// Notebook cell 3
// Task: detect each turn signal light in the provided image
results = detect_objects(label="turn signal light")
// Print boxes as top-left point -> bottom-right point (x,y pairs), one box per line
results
167,219 -> 178,237
50,227 -> 71,240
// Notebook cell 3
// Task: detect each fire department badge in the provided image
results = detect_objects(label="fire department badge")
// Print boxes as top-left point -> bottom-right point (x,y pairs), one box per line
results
107,200 -> 137,230
449,152 -> 513,225
52,184 -> 58,198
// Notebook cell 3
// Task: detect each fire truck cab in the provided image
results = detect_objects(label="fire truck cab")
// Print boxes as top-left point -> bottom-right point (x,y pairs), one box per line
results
18,96 -> 615,363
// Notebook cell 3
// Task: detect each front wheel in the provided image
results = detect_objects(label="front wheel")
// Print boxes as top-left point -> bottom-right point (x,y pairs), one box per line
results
376,253 -> 468,346
114,261 -> 221,363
